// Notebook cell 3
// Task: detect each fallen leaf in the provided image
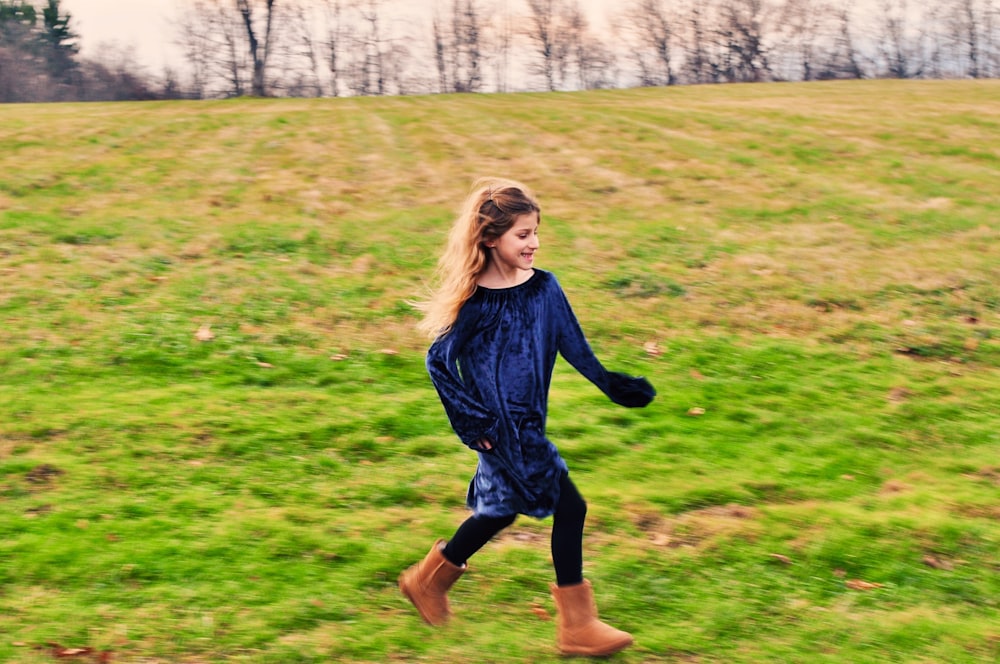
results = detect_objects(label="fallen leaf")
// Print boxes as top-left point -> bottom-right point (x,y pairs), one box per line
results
650,533 -> 671,546
726,505 -> 755,518
689,369 -> 705,380
643,341 -> 662,357
379,348 -> 399,355
194,325 -> 214,342
686,407 -> 706,417
845,579 -> 883,591
256,362 -> 274,368
922,555 -> 954,570
531,603 -> 552,621
330,353 -> 348,361
59,648 -> 92,657
880,479 -> 909,493
769,553 -> 792,565
26,464 -> 63,483
47,643 -> 95,659
887,386 -> 911,402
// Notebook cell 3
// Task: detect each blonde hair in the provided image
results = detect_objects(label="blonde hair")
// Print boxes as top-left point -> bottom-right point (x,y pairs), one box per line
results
416,178 -> 541,338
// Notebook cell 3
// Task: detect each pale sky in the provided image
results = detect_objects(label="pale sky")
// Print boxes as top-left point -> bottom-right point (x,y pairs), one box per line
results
62,0 -> 180,72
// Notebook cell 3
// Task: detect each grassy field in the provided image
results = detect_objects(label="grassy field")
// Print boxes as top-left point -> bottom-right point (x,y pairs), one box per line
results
1,80 -> 999,663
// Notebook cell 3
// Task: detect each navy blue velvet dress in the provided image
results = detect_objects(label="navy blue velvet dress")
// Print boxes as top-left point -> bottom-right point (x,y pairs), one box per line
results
426,269 -> 655,519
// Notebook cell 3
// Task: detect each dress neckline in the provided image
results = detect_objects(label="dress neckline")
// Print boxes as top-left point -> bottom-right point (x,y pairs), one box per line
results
476,269 -> 539,292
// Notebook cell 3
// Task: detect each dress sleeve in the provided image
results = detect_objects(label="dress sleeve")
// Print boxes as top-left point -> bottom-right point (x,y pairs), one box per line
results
426,316 -> 501,448
554,280 -> 656,409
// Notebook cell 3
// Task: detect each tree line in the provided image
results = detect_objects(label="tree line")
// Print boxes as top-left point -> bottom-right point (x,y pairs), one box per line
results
2,0 -> 997,103
0,0 -> 159,102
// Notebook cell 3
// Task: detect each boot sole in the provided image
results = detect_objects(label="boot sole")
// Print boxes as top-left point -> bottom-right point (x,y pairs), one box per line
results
558,635 -> 634,657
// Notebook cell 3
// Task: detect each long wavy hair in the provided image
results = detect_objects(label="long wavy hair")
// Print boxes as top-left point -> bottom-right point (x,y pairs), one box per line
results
416,178 -> 541,338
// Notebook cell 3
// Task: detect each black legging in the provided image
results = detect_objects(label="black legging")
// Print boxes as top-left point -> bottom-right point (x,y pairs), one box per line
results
442,472 -> 587,587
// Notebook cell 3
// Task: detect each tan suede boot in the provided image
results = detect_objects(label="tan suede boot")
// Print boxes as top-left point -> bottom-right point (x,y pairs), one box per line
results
550,580 -> 633,657
398,539 -> 466,626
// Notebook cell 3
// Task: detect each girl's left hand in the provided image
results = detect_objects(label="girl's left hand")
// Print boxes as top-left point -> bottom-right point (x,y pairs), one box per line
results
473,438 -> 493,451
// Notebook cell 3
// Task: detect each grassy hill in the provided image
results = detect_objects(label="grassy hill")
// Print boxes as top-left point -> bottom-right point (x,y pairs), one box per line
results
1,80 -> 998,663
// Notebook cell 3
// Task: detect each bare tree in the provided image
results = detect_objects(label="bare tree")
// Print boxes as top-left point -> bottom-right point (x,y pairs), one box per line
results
985,0 -> 1000,77
816,5 -> 865,79
237,0 -> 277,96
431,0 -> 486,93
320,0 -> 347,96
431,11 -> 450,92
452,0 -> 484,92
552,0 -> 615,89
343,0 -> 414,95
574,15 -> 617,88
716,0 -> 773,82
174,1 -> 251,97
349,0 -> 385,94
286,1 -> 323,96
680,0 -> 726,83
173,0 -> 295,97
944,0 -> 991,78
621,0 -> 678,86
873,0 -> 926,78
492,0 -> 514,91
77,42 -> 156,101
173,2 -> 212,97
524,0 -> 559,90
776,0 -> 830,80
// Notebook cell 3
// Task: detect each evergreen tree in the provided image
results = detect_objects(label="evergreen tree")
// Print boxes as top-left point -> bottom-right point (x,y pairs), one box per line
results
40,0 -> 78,83
0,0 -> 40,102
0,0 -> 38,40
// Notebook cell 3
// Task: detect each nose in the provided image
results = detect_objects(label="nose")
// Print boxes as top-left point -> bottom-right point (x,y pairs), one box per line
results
529,234 -> 540,249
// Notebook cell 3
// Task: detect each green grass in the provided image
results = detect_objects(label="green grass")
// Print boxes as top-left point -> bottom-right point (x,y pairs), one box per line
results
1,80 -> 999,662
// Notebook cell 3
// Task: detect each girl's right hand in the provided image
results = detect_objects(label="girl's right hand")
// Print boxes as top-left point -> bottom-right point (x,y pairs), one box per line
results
607,372 -> 656,408
473,438 -> 493,451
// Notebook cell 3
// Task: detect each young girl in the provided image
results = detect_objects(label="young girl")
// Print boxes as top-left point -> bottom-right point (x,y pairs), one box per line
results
399,178 -> 655,657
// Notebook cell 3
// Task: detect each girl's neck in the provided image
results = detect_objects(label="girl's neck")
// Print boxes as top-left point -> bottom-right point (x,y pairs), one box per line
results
477,264 -> 534,289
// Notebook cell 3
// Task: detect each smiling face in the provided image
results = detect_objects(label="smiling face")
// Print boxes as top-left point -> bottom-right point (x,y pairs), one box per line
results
486,211 -> 540,275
